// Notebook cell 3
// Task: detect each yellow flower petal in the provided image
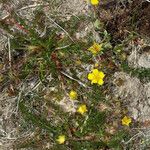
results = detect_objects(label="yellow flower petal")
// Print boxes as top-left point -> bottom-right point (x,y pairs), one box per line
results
88,73 -> 94,80
92,69 -> 99,75
88,69 -> 105,85
122,116 -> 132,126
99,71 -> 105,79
69,90 -> 78,100
91,79 -> 97,84
90,0 -> 99,5
88,47 -> 97,54
98,79 -> 104,85
88,42 -> 102,55
77,104 -> 87,115
56,135 -> 66,144
94,63 -> 99,67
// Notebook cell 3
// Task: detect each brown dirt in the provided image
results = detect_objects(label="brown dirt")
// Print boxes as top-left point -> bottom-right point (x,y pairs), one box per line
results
98,0 -> 150,44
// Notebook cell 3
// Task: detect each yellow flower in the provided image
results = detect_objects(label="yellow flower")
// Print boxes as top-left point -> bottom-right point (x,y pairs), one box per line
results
77,104 -> 87,115
69,90 -> 78,100
122,116 -> 132,126
56,135 -> 66,144
94,63 -> 99,67
88,69 -> 105,85
88,42 -> 102,55
90,0 -> 99,5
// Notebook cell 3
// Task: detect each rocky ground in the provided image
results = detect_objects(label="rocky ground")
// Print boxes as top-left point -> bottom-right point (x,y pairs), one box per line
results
0,0 -> 150,149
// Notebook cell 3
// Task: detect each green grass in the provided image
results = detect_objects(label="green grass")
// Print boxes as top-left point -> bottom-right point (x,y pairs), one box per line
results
121,62 -> 150,81
2,10 -> 144,150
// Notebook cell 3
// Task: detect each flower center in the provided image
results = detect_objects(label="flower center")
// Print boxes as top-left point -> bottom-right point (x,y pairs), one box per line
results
94,73 -> 100,81
94,46 -> 99,52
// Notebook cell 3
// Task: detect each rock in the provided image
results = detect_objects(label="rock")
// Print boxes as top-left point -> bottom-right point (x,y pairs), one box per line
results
113,72 -> 150,123
138,52 -> 150,68
128,48 -> 150,69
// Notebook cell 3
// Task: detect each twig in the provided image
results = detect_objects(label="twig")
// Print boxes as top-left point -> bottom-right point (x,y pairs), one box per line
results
61,71 -> 87,88
0,29 -> 14,38
124,131 -> 144,145
24,80 -> 42,96
80,114 -> 89,133
8,38 -> 11,68
46,16 -> 74,42
40,25 -> 47,37
32,81 -> 42,91
1,14 -> 10,20
17,4 -> 48,11
0,129 -> 7,136
15,85 -> 25,113
55,44 -> 71,50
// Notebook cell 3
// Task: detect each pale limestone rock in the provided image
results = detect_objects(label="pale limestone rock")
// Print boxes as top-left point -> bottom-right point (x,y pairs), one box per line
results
138,53 -> 150,68
128,48 -> 150,69
113,72 -> 150,123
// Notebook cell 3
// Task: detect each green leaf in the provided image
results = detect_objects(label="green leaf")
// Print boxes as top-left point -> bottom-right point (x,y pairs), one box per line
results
94,19 -> 101,29
114,44 -> 124,53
